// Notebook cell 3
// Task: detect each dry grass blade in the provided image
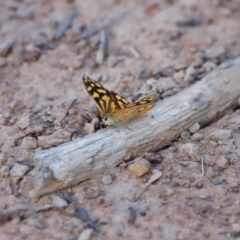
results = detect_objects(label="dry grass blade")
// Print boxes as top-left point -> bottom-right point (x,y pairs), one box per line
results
55,10 -> 76,40
134,169 -> 163,201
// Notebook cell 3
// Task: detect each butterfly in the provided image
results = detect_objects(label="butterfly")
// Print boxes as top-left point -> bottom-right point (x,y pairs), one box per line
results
82,75 -> 157,125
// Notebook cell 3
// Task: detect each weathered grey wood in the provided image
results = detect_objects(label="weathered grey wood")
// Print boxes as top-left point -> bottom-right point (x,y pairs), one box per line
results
23,58 -> 240,198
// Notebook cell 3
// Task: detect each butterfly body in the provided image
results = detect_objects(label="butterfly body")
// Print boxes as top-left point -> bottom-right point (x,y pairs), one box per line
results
82,75 -> 156,125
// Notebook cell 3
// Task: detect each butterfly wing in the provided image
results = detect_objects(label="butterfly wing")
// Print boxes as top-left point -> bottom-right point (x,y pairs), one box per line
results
112,94 -> 157,123
82,75 -> 112,116
109,91 -> 130,112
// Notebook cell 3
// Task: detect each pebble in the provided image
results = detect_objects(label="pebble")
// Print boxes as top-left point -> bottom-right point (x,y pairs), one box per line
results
0,165 -> 10,178
181,131 -> 190,139
173,70 -> 185,83
169,29 -> 183,40
83,123 -> 95,134
195,181 -> 204,189
51,194 -> 68,208
129,60 -> 149,79
179,143 -> 198,161
205,46 -> 225,59
101,174 -> 113,185
203,61 -> 217,72
17,115 -> 30,130
10,163 -> 30,183
176,14 -> 202,27
189,123 -> 200,133
22,44 -> 41,62
38,130 -> 71,148
25,125 -> 44,135
205,168 -> 217,179
150,77 -> 176,92
194,202 -> 212,214
174,64 -> 187,71
166,188 -> 175,197
128,158 -> 151,177
183,66 -> 197,86
21,137 -> 38,150
160,66 -> 175,77
212,178 -> 224,185
0,39 -> 14,57
216,155 -> 228,169
191,133 -> 204,141
209,129 -> 232,141
78,228 -> 93,240
72,58 -> 83,70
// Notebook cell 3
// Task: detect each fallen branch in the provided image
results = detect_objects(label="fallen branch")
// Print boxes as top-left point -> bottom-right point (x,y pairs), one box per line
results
22,58 -> 240,198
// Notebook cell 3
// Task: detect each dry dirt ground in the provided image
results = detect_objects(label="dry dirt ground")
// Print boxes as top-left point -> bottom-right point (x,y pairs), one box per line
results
0,0 -> 240,239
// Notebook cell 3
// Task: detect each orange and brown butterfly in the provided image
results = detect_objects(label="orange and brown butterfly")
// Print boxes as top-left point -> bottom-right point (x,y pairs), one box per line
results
82,75 -> 157,125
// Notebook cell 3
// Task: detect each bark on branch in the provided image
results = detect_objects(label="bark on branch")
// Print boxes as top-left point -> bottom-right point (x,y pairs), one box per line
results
22,58 -> 240,198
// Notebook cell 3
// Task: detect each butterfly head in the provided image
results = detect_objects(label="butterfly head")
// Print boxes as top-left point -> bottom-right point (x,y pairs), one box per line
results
101,115 -> 116,126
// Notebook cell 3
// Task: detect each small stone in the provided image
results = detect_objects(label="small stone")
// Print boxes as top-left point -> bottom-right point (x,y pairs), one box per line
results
189,123 -> 200,133
179,143 -> 198,161
53,120 -> 61,127
173,70 -> 185,83
150,77 -> 176,92
101,175 -> 113,185
212,178 -> 224,185
209,129 -> 232,141
129,60 -> 149,79
195,181 -> 203,189
51,194 -> 68,208
205,46 -> 225,59
170,29 -> 183,40
25,125 -> 44,135
189,176 -> 195,183
21,137 -> 38,150
174,64 -> 187,71
38,130 -> 71,148
0,165 -> 10,178
181,131 -> 190,139
10,163 -> 30,183
22,44 -> 41,62
78,228 -> 93,240
83,123 -> 95,134
176,14 -> 202,27
206,169 -> 216,179
68,108 -> 78,116
166,188 -> 175,197
0,39 -> 14,57
191,133 -> 203,141
128,158 -> 151,177
160,66 -> 175,77
216,155 -> 228,169
17,115 -> 30,130
72,58 -> 83,70
189,161 -> 199,169
194,202 -> 212,214
183,66 -> 197,86
203,61 -> 216,72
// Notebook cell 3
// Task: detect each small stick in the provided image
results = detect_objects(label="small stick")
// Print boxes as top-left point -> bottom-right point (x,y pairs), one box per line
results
70,9 -> 132,42
129,46 -> 140,59
96,31 -> 108,65
60,98 -> 77,122
55,10 -> 75,40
